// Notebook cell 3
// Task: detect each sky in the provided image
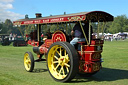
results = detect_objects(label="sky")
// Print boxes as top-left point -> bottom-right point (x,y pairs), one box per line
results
0,0 -> 128,22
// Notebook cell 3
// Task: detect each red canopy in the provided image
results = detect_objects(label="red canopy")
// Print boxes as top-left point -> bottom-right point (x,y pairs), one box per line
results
13,11 -> 113,25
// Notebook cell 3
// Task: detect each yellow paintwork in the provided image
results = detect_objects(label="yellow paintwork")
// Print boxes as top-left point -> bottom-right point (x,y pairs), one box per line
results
24,53 -> 31,71
48,45 -> 70,79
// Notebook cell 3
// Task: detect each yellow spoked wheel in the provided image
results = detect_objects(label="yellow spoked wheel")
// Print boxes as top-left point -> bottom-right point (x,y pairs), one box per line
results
24,52 -> 34,72
47,42 -> 79,82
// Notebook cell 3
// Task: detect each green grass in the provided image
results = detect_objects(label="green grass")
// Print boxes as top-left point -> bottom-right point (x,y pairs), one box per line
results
0,40 -> 128,85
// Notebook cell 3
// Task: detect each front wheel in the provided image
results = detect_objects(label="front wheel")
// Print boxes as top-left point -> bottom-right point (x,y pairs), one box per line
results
47,42 -> 79,82
24,52 -> 34,72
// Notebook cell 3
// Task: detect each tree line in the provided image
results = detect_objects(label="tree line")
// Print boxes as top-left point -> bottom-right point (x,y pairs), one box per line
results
0,15 -> 128,36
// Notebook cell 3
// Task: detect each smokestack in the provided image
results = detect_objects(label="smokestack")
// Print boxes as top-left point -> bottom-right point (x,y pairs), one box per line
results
35,13 -> 42,18
64,12 -> 66,15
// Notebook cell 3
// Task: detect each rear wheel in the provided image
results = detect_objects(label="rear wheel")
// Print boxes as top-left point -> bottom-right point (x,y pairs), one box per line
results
47,42 -> 79,82
24,52 -> 34,72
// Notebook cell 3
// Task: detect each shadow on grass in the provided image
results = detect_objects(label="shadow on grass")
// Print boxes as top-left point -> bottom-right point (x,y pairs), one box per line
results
32,68 -> 48,73
71,67 -> 128,83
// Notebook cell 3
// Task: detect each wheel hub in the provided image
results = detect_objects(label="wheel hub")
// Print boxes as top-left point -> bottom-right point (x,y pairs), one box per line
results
58,57 -> 69,66
59,58 -> 64,66
25,59 -> 30,64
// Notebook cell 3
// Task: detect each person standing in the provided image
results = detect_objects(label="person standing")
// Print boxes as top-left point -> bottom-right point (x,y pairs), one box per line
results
9,33 -> 13,40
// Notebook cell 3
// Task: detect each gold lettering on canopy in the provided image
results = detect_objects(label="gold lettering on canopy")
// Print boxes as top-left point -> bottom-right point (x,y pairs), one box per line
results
67,16 -> 85,21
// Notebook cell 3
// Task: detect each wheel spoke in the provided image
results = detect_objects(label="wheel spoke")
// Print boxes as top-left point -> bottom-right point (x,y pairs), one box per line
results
64,63 -> 70,67
59,66 -> 63,74
56,50 -> 60,56
27,64 -> 30,68
64,50 -> 67,56
66,66 -> 69,73
65,54 -> 69,59
54,55 -> 59,60
55,64 -> 60,69
26,57 -> 28,60
64,53 -> 69,60
62,66 -> 65,75
25,60 -> 27,63
61,48 -> 64,52
25,60 -> 27,64
53,61 -> 59,64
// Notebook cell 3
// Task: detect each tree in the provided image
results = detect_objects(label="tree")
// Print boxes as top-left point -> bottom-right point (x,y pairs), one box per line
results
0,22 -> 3,33
0,22 -> 8,34
108,15 -> 128,33
24,24 -> 35,35
4,19 -> 13,34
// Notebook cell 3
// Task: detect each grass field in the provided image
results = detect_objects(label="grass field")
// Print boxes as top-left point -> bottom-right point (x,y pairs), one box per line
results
0,40 -> 128,85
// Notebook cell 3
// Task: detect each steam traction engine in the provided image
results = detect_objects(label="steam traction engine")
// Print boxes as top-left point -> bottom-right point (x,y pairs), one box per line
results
13,11 -> 113,82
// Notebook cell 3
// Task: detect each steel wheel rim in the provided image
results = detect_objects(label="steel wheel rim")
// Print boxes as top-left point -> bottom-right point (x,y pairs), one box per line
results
48,45 -> 70,79
24,53 -> 31,71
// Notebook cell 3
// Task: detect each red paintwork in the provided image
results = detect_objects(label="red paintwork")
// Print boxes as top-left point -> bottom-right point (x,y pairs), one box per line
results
91,40 -> 104,45
27,40 -> 39,46
52,31 -> 67,43
39,46 -> 48,54
38,31 -> 66,55
13,15 -> 85,25
78,40 -> 104,73
38,39 -> 53,54
44,39 -> 53,48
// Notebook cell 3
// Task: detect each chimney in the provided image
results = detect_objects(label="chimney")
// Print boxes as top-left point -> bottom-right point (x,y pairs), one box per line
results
35,13 -> 42,18
25,14 -> 29,19
64,12 -> 66,15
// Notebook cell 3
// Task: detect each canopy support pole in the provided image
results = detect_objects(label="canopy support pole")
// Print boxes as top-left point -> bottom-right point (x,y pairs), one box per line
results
66,22 -> 68,34
57,23 -> 59,30
69,22 -> 72,30
89,20 -> 91,44
79,21 -> 89,45
97,20 -> 100,38
101,22 -> 105,40
37,24 -> 41,46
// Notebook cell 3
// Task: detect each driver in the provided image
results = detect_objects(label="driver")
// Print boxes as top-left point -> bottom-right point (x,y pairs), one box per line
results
70,22 -> 85,46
